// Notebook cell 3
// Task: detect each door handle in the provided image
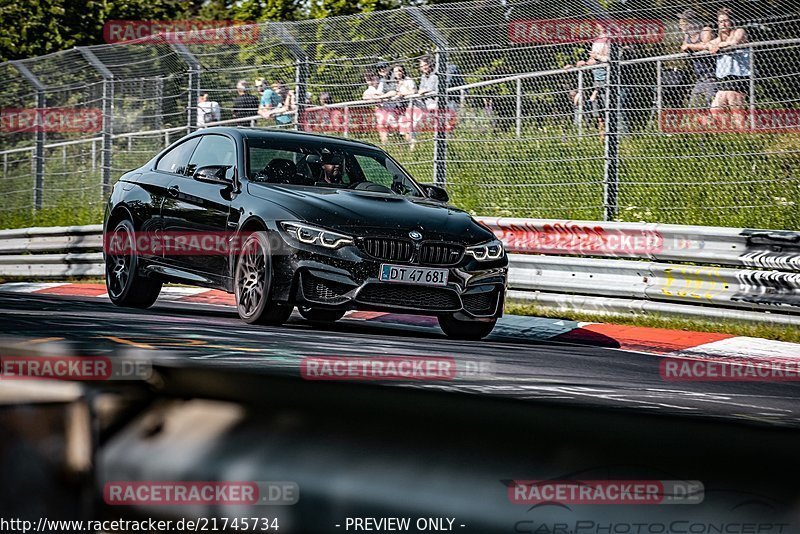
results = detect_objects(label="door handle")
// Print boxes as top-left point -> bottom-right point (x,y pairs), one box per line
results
167,185 -> 180,198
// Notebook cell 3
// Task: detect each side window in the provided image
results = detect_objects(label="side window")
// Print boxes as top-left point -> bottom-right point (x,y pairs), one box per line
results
354,155 -> 394,188
187,135 -> 236,179
250,148 -> 299,178
354,154 -> 420,196
155,138 -> 200,175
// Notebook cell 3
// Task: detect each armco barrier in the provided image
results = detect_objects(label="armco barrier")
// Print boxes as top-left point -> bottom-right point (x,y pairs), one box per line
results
0,225 -> 103,278
1,221 -> 799,326
478,217 -> 800,326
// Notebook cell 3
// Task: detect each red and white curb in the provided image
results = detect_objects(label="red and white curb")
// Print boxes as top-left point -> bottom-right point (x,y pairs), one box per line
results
2,283 -> 798,364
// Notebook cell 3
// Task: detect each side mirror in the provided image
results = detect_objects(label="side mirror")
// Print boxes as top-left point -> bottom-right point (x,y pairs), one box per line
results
193,165 -> 232,185
421,183 -> 449,203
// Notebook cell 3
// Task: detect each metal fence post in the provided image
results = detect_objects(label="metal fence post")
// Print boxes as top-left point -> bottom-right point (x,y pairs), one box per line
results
269,23 -> 308,132
749,47 -> 756,129
515,78 -> 522,138
11,61 -> 45,212
577,70 -> 584,135
295,57 -> 309,131
170,43 -> 200,130
408,7 -> 450,186
603,43 -> 620,221
155,78 -> 163,131
656,59 -> 663,126
78,47 -> 115,200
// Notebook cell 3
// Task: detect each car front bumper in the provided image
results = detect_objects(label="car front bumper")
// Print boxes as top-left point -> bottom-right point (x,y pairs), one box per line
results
270,235 -> 508,320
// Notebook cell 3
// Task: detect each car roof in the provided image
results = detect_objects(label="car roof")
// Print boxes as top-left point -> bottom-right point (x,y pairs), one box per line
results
197,127 -> 383,151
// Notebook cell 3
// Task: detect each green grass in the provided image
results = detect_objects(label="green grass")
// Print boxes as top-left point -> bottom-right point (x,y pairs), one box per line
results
506,302 -> 800,344
388,124 -> 800,229
2,124 -> 799,230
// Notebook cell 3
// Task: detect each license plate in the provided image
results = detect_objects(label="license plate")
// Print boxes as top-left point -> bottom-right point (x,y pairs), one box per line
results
380,264 -> 449,286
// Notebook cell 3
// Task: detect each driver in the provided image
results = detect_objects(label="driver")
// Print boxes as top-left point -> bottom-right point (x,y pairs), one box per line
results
319,152 -> 344,184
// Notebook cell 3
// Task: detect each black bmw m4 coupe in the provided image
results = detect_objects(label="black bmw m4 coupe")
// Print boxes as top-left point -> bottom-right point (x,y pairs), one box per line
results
103,127 -> 508,339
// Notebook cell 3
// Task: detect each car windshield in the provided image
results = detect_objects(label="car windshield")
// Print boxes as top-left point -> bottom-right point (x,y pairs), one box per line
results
247,138 -> 424,197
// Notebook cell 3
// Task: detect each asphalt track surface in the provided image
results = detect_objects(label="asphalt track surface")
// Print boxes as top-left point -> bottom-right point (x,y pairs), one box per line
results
1,291 -> 799,428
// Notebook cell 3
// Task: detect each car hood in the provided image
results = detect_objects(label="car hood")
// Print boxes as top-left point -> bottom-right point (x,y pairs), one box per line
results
248,183 -> 494,243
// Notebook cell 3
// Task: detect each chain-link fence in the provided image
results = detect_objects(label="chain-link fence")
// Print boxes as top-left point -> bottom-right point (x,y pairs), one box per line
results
1,0 -> 799,230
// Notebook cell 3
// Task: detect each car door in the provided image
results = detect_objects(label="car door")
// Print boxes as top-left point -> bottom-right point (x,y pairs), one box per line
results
160,134 -> 237,279
134,137 -> 201,262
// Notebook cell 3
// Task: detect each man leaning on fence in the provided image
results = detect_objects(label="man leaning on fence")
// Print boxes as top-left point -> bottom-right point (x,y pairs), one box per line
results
265,81 -> 297,127
257,79 -> 283,121
197,92 -> 221,127
232,80 -> 259,122
678,9 -> 715,109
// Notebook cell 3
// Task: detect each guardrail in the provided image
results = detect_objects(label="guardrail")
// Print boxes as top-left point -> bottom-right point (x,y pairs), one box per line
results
0,225 -> 103,278
2,221 -> 799,326
476,217 -> 800,326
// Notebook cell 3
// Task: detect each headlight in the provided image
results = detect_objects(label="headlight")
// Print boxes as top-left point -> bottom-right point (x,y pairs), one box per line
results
465,239 -> 504,261
279,221 -> 354,249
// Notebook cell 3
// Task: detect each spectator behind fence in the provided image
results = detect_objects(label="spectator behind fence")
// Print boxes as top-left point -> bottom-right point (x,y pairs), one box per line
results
262,81 -> 296,126
708,7 -> 750,128
396,55 -> 440,139
232,80 -> 259,120
258,78 -> 282,120
197,92 -> 221,127
393,64 -> 418,150
363,72 -> 393,144
376,61 -> 393,93
678,9 -> 715,108
417,55 -> 439,111
564,22 -> 609,136
375,63 -> 403,145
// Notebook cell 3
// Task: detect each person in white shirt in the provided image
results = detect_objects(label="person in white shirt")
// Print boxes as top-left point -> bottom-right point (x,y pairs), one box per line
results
363,73 -> 393,144
392,64 -> 417,150
197,93 -> 221,127
705,8 -> 750,128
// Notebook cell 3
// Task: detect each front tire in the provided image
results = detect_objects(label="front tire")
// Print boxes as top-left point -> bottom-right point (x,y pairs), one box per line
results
298,307 -> 346,323
438,314 -> 496,340
105,218 -> 162,308
235,231 -> 293,325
